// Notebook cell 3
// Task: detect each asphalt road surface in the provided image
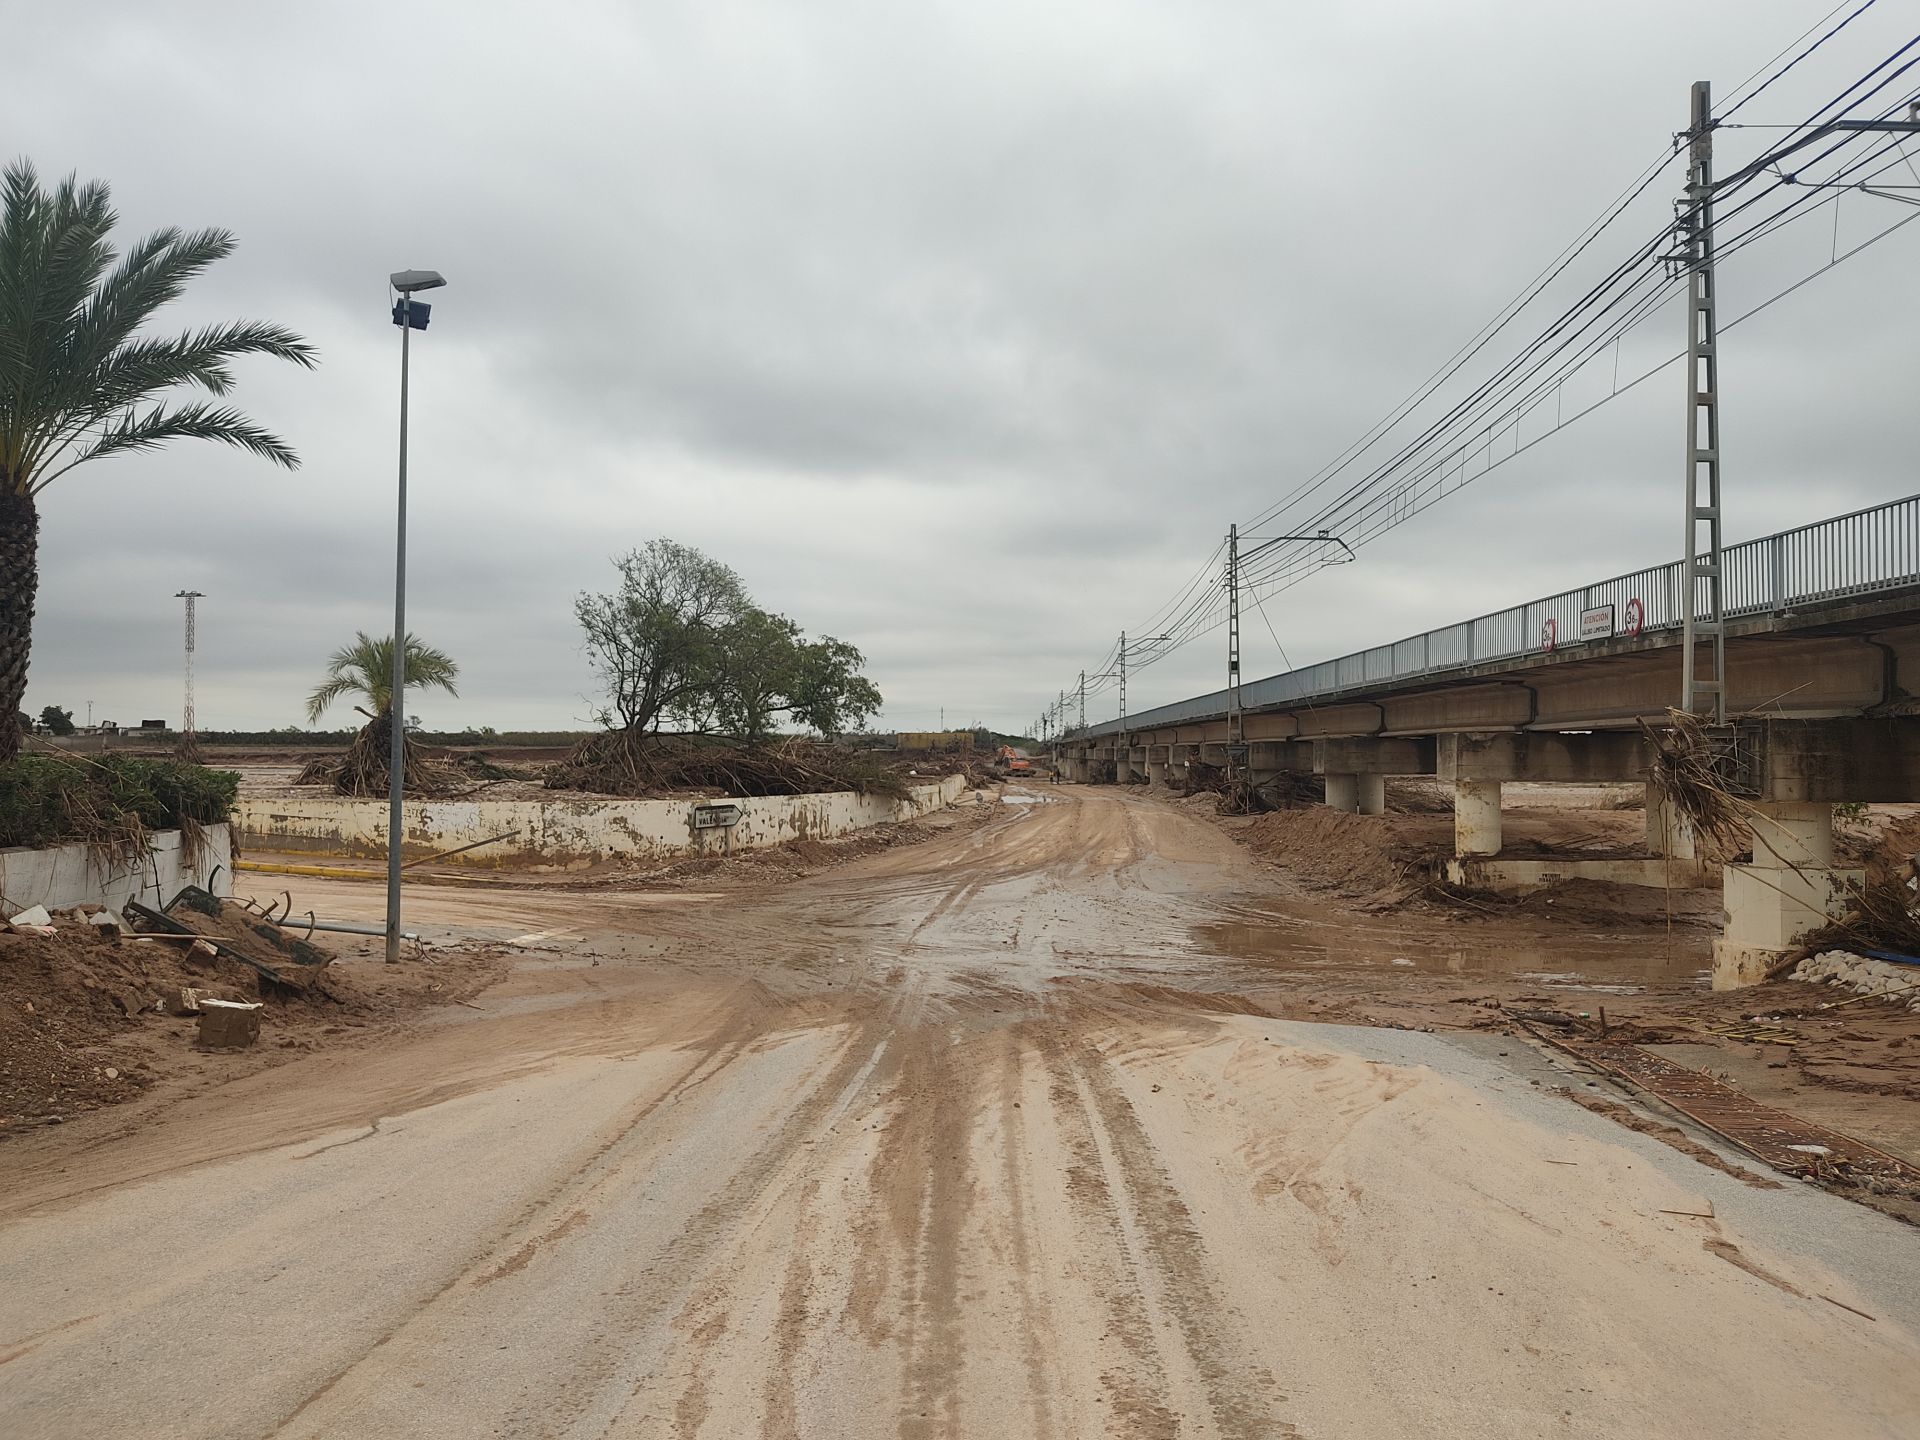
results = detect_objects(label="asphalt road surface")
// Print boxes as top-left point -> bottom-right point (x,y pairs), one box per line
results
5,787 -> 1919,1438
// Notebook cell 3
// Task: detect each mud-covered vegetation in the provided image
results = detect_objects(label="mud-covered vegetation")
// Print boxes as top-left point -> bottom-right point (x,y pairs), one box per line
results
0,754 -> 237,851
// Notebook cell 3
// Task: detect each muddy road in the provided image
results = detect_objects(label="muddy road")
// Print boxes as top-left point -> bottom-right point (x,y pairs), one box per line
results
5,787 -> 1919,1438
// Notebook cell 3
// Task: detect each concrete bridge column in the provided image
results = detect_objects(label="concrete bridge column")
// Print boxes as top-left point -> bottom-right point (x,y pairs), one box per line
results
1646,783 -> 1698,859
1324,773 -> 1359,813
1454,779 -> 1502,856
1169,745 -> 1192,786
1712,801 -> 1861,989
1355,774 -> 1386,816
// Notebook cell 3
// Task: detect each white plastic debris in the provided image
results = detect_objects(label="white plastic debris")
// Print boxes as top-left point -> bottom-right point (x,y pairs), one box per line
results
6,905 -> 54,935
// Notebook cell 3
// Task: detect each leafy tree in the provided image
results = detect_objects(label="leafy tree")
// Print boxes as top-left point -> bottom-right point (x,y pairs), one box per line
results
0,159 -> 316,764
788,635 -> 882,737
715,607 -> 803,741
576,540 -> 747,734
305,632 -> 460,727
37,703 -> 73,736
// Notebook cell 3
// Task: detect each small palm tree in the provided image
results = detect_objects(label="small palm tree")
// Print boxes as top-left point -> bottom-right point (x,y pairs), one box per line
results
307,632 -> 460,726
0,159 -> 317,762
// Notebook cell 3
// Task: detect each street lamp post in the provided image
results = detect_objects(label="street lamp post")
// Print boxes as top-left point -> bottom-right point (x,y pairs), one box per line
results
386,268 -> 445,964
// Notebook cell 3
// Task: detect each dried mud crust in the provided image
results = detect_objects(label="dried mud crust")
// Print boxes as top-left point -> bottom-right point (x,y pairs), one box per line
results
0,918 -> 508,1131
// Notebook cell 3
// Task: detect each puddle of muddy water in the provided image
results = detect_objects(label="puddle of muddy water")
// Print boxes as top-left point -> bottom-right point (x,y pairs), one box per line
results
1193,904 -> 1709,988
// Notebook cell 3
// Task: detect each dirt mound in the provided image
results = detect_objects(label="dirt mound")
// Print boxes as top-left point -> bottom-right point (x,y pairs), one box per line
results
1236,809 -> 1441,907
0,898 -> 507,1130
0,913 -> 333,1127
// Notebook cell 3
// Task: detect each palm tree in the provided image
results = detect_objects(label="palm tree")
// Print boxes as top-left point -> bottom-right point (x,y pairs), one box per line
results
303,632 -> 460,796
306,631 -> 460,727
0,159 -> 316,762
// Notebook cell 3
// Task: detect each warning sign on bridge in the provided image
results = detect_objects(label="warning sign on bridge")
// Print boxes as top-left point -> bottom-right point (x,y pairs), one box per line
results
1578,605 -> 1615,642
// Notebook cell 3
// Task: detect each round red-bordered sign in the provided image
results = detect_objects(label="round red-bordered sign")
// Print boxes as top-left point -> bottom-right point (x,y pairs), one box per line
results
1624,596 -> 1645,637
1541,617 -> 1557,652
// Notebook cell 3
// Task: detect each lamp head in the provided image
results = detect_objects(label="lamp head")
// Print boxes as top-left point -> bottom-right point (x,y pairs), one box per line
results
390,269 -> 447,294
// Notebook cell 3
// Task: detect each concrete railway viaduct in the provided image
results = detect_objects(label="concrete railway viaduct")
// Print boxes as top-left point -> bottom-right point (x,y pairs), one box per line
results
1052,494 -> 1920,988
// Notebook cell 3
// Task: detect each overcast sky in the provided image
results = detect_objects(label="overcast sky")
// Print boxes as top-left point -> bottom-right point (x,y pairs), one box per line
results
12,1 -> 1919,736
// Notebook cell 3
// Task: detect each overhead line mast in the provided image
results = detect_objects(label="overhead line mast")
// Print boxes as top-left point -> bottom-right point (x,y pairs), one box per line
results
1679,81 -> 1727,725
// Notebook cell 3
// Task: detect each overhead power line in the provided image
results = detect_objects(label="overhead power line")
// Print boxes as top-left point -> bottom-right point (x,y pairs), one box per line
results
1049,24 -> 1920,731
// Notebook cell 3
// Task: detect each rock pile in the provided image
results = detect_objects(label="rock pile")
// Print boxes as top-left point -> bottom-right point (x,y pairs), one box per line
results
1793,950 -> 1920,1010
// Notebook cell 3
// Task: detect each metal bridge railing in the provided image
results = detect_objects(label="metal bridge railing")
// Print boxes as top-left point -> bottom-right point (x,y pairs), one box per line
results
1076,492 -> 1920,738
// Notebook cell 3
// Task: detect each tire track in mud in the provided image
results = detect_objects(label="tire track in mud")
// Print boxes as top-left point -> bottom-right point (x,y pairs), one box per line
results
992,1029 -> 1061,1440
842,1013 -> 979,1439
560,1024 -> 899,1438
1031,1018 -> 1294,1438
269,996 -> 883,1439
267,1019 -> 763,1432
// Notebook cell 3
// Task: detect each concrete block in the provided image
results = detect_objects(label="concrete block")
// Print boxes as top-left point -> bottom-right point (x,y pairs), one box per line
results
196,1000 -> 262,1050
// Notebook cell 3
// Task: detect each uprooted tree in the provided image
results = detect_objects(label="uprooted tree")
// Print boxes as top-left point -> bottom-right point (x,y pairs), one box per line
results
555,539 -> 886,794
298,631 -> 460,794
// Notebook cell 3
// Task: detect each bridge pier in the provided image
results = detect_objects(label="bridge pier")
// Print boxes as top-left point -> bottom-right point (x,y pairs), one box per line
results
1454,779 -> 1502,855
1169,744 -> 1192,787
1315,738 -> 1428,817
1713,801 -> 1859,989
1646,782 -> 1698,859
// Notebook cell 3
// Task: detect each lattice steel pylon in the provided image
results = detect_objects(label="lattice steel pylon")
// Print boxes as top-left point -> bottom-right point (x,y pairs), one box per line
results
1679,80 -> 1726,724
175,590 -> 204,757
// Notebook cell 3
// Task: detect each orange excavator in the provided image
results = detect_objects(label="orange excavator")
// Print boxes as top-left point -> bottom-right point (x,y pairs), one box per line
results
994,745 -> 1033,777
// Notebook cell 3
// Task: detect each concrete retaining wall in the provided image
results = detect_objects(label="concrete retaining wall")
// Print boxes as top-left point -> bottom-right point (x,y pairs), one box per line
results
0,825 -> 234,916
234,775 -> 969,868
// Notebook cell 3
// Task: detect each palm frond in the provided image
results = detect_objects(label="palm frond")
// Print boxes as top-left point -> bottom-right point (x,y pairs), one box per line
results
304,673 -> 364,724
30,400 -> 300,493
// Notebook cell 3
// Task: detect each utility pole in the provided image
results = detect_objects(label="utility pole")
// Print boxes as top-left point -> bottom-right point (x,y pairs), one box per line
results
1118,631 -> 1127,726
1226,524 -> 1242,753
1679,79 -> 1725,725
1668,91 -> 1920,723
174,590 -> 203,761
1221,527 -> 1352,769
1078,671 -> 1085,732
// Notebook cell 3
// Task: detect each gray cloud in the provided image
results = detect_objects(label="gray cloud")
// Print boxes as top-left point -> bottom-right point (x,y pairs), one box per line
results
12,1 -> 1920,736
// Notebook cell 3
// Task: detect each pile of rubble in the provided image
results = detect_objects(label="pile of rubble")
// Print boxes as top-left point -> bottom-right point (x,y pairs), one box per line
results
1793,949 -> 1920,1010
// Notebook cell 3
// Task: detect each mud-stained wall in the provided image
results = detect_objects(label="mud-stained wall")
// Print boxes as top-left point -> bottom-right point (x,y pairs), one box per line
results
1,825 -> 234,914
233,776 -> 968,869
